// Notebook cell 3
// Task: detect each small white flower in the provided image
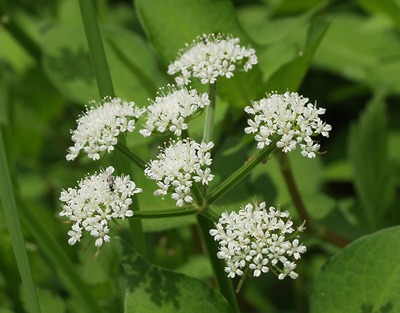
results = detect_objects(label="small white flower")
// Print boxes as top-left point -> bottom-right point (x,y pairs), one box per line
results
168,33 -> 258,86
59,166 -> 142,247
144,139 -> 214,207
140,85 -> 210,137
244,92 -> 332,158
66,97 -> 145,161
209,201 -> 306,280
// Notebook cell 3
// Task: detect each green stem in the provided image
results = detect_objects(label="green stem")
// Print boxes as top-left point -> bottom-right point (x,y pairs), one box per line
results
196,214 -> 241,313
207,141 -> 278,205
133,207 -> 200,219
78,0 -> 114,98
78,0 -> 147,256
278,152 -> 350,248
203,83 -> 217,143
0,128 -> 41,313
116,142 -> 146,170
198,82 -> 240,312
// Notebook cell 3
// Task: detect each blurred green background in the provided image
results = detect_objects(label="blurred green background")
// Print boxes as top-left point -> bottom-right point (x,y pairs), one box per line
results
1,0 -> 400,312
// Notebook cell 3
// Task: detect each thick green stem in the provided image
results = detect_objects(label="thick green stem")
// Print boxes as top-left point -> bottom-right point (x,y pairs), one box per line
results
78,0 -> 114,98
197,214 -> 241,313
116,142 -> 146,170
203,83 -> 217,143
207,141 -> 278,206
78,0 -> 147,256
197,82 -> 240,312
133,207 -> 200,219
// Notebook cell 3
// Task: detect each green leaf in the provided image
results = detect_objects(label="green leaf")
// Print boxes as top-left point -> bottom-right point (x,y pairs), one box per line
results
135,0 -> 251,64
264,17 -> 330,92
135,0 -> 264,108
313,13 -> 400,94
42,0 -> 159,104
120,242 -> 233,313
348,91 -> 395,230
0,130 -> 40,313
310,226 -> 400,313
358,0 -> 400,28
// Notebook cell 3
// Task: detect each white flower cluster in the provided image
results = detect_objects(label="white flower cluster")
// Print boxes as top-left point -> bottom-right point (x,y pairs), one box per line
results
144,139 -> 214,207
59,166 -> 142,247
168,33 -> 258,86
244,92 -> 332,158
66,97 -> 145,161
140,85 -> 210,137
209,202 -> 306,280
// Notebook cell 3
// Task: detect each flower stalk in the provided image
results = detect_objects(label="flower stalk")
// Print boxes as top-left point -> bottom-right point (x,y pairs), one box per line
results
207,140 -> 278,206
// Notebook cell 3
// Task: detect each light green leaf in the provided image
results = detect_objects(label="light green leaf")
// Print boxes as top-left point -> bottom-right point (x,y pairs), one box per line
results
313,13 -> 400,94
310,226 -> 400,313
348,91 -> 395,230
358,0 -> 400,28
121,243 -> 232,313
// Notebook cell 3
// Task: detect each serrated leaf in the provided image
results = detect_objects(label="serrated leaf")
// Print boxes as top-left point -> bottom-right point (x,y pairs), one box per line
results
310,226 -> 400,313
120,242 -> 232,313
348,91 -> 395,230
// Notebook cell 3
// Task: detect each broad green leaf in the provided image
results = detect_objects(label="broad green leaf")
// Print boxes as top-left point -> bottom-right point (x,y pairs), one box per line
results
310,226 -> 400,313
121,243 -> 232,313
237,5 -> 309,46
175,255 -> 212,280
348,91 -> 395,230
313,13 -> 400,94
264,17 -> 330,93
358,0 -> 400,28
135,0 -> 264,108
135,0 -> 251,64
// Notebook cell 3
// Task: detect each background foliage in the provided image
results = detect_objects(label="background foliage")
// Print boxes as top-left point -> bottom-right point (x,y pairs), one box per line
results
0,0 -> 399,312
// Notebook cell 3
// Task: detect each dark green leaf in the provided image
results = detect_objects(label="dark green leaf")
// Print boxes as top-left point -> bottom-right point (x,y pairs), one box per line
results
310,226 -> 400,313
120,242 -> 232,313
348,91 -> 396,230
264,17 -> 330,93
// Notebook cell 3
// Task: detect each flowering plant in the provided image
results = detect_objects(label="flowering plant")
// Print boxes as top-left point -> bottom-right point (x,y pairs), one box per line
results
56,21 -> 339,311
2,2 -> 398,313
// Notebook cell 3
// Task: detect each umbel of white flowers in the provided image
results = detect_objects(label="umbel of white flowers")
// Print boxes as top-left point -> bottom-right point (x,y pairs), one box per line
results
66,97 -> 145,161
209,201 -> 306,280
140,85 -> 210,137
59,166 -> 142,247
245,91 -> 332,158
168,33 -> 258,86
144,139 -> 214,207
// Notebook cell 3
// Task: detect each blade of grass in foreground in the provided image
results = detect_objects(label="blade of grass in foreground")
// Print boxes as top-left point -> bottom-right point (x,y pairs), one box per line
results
17,198 -> 106,313
78,0 -> 147,257
0,128 -> 41,313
